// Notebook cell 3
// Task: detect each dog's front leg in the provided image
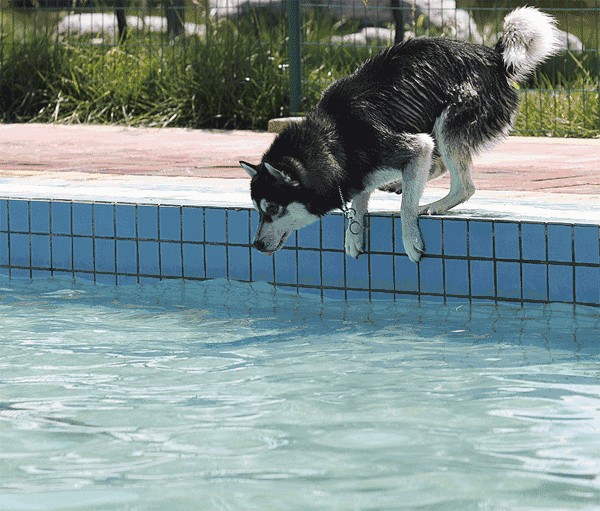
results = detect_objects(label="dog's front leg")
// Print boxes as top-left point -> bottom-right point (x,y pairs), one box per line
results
344,191 -> 370,259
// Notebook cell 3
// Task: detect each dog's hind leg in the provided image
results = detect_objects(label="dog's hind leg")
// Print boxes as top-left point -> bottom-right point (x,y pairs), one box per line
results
419,115 -> 475,215
398,133 -> 434,262
379,151 -> 447,195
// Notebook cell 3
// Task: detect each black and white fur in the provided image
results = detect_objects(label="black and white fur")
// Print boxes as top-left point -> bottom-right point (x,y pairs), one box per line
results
241,7 -> 558,262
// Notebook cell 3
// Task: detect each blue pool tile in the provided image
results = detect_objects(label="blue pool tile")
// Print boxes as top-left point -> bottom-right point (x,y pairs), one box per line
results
274,249 -> 297,285
138,241 -> 160,276
51,236 -> 72,271
322,214 -> 345,250
159,206 -> 181,242
547,224 -> 573,263
139,276 -> 160,285
574,225 -> 599,264
117,275 -> 138,286
369,216 -> 393,253
32,269 -> 52,279
297,286 -> 321,298
228,209 -> 251,245
250,209 -> 259,238
9,201 -> 29,233
469,221 -> 493,259
96,273 -> 117,286
51,202 -> 71,235
93,204 -> 115,238
346,289 -> 369,300
11,268 -> 31,279
445,259 -> 469,296
297,220 -> 321,249
371,291 -> 396,301
521,223 -> 547,261
30,202 -> 50,234
445,296 -> 470,305
228,246 -> 251,281
9,233 -> 29,267
470,260 -> 495,298
182,207 -> 204,243
420,218 -> 442,255
205,208 -> 227,243
0,200 -> 8,231
160,242 -> 183,277
251,250 -> 274,283
494,222 -> 520,260
345,253 -> 369,290
522,263 -> 548,302
182,244 -> 205,279
420,257 -> 443,296
443,220 -> 468,257
321,287 -> 345,300
297,250 -> 321,287
117,240 -> 138,274
370,253 -> 394,291
575,266 -> 599,305
72,203 -> 93,237
138,205 -> 158,240
73,237 -> 94,272
0,233 -> 9,266
496,261 -> 521,300
395,255 -> 418,293
393,217 -> 405,255
31,235 -> 51,269
94,238 -> 116,274
205,244 -> 227,279
548,264 -> 574,303
322,251 -> 345,288
116,205 -> 137,239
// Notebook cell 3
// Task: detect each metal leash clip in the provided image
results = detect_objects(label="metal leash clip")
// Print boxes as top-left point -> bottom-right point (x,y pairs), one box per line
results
338,186 -> 362,235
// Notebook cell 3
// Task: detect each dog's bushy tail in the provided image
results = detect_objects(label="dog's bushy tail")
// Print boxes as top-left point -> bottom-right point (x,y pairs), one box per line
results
496,7 -> 559,82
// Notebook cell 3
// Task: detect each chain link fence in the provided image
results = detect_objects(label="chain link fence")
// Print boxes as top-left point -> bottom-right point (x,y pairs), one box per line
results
0,0 -> 599,135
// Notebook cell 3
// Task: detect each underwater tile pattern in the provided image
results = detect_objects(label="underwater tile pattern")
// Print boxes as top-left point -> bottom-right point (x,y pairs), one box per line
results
1,198 -> 599,306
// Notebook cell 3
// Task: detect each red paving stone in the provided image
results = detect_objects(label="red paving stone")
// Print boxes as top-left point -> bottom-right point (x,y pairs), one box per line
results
0,123 -> 598,195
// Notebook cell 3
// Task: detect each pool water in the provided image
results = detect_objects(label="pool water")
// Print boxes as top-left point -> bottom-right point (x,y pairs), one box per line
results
1,276 -> 599,510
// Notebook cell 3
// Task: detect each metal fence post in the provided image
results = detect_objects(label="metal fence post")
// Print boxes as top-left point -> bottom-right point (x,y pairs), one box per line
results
288,0 -> 302,115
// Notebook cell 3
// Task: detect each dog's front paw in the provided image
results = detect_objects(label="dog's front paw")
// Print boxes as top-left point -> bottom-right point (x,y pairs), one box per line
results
402,227 -> 424,263
345,226 -> 364,259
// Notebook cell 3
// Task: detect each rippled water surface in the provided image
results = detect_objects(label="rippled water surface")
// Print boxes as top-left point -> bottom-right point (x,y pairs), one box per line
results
1,276 -> 599,510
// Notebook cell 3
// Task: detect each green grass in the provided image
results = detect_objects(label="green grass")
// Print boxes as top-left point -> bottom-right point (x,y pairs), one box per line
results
0,16 -> 291,129
0,7 -> 598,136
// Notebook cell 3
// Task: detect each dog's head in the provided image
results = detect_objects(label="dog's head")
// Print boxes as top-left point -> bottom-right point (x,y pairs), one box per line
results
240,160 -> 320,255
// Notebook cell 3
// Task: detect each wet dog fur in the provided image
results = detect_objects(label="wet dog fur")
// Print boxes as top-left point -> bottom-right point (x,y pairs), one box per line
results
241,7 -> 558,262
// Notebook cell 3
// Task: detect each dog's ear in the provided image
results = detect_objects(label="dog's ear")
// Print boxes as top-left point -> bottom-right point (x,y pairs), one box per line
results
264,162 -> 300,188
239,161 -> 259,178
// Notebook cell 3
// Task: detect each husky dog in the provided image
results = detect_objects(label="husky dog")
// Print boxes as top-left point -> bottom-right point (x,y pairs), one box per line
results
240,7 -> 558,262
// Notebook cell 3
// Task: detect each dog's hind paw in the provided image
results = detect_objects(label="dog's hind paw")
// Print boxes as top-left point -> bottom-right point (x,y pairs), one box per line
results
403,231 -> 424,263
379,180 -> 403,194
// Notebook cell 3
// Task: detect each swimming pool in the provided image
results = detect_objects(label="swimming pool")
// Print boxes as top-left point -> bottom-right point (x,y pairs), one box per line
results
1,276 -> 599,510
1,197 -> 599,306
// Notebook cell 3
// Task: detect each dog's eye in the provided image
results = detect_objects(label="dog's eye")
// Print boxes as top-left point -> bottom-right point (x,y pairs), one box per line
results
265,203 -> 280,216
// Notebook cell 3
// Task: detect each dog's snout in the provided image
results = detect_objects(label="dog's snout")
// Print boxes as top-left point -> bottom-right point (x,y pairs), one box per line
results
253,238 -> 267,252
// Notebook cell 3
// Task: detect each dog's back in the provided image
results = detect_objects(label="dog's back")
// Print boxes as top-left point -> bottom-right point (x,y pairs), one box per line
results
318,37 -> 518,161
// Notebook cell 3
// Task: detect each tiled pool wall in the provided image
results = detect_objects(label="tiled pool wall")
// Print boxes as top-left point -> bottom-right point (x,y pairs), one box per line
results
0,198 -> 599,306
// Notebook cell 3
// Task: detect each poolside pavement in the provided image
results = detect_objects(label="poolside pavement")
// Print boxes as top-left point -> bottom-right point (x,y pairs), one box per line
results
1,123 -> 599,223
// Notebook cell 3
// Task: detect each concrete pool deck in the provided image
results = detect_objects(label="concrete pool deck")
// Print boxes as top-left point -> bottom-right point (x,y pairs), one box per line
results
1,123 -> 599,224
